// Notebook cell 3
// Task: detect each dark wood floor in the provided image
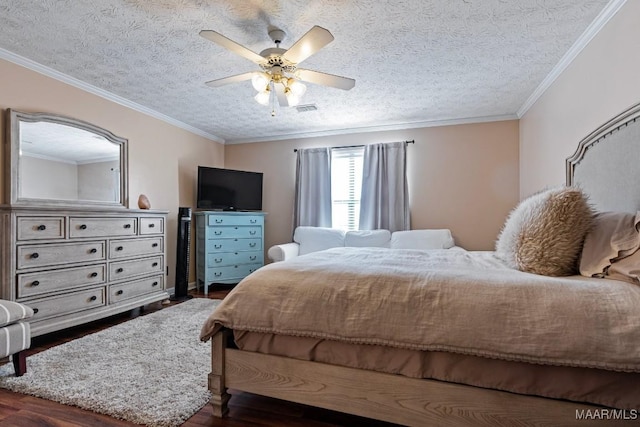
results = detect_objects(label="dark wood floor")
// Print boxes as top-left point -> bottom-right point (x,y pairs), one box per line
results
0,288 -> 396,427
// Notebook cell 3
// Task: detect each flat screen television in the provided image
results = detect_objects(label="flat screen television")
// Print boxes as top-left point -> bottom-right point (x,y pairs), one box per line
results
197,166 -> 263,211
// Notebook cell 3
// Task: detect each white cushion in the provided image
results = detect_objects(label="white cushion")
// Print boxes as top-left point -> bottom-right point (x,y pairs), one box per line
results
267,242 -> 300,262
495,186 -> 593,276
294,226 -> 345,255
390,229 -> 455,250
344,230 -> 391,248
0,300 -> 34,328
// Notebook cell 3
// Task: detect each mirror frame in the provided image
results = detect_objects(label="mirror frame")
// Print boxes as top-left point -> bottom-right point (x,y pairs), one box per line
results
5,109 -> 129,208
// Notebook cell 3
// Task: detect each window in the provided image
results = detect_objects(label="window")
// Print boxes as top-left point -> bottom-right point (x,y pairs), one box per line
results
331,146 -> 364,231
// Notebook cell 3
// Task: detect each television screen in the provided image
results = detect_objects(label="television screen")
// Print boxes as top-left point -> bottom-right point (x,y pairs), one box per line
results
197,166 -> 263,211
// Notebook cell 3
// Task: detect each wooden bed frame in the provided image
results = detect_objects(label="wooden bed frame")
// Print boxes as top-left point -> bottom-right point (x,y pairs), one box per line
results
207,101 -> 640,426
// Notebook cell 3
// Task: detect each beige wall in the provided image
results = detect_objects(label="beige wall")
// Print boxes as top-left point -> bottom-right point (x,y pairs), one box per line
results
519,0 -> 640,198
0,58 -> 224,287
225,120 -> 519,252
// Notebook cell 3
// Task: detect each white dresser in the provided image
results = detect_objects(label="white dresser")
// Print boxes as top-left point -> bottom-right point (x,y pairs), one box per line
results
0,206 -> 169,337
195,211 -> 266,294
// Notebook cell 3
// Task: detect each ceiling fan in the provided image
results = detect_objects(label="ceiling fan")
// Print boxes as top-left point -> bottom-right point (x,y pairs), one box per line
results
199,26 -> 355,115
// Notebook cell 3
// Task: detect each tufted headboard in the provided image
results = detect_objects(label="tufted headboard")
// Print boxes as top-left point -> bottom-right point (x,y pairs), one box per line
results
566,102 -> 640,213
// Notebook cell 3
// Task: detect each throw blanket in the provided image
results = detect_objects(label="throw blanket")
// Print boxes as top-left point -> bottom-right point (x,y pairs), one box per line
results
201,247 -> 640,372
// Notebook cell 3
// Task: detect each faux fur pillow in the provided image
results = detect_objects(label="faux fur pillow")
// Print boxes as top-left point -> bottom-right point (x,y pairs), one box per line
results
495,187 -> 593,276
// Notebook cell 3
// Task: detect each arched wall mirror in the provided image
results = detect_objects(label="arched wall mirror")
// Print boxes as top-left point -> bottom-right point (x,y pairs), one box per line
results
5,110 -> 128,207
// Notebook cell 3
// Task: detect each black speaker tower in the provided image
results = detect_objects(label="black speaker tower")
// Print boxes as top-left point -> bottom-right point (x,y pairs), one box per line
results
171,207 -> 193,301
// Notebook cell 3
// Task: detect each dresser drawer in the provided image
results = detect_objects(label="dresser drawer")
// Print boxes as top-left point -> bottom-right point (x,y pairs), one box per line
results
140,217 -> 164,235
109,237 -> 163,259
25,287 -> 106,321
17,241 -> 106,269
17,264 -> 106,298
207,238 -> 262,252
70,217 -> 137,238
110,275 -> 164,303
206,263 -> 262,282
109,255 -> 164,281
207,215 -> 263,226
206,251 -> 262,267
17,216 -> 65,241
209,225 -> 261,239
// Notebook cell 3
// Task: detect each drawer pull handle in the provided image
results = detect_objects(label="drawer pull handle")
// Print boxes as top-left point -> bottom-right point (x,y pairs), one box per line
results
249,231 -> 256,235
116,246 -> 124,251
215,219 -> 223,223
214,231 -> 222,235
30,252 -> 39,259
33,308 -> 39,314
116,268 -> 124,273
214,272 -> 222,277
124,224 -> 132,229
250,256 -> 257,261
37,224 -> 47,231
249,243 -> 257,248
214,258 -> 222,263
148,223 -> 155,228
152,281 -> 159,287
152,243 -> 159,248
89,248 -> 97,254
89,295 -> 97,302
79,224 -> 87,230
250,219 -> 257,223
90,272 -> 98,278
116,290 -> 124,295
152,262 -> 159,267
214,244 -> 222,249
31,280 -> 40,287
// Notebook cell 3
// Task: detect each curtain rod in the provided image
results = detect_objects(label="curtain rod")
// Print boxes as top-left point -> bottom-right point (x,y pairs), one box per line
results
293,140 -> 414,152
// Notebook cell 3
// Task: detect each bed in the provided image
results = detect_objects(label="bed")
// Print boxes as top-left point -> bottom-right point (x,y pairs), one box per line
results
200,102 -> 640,426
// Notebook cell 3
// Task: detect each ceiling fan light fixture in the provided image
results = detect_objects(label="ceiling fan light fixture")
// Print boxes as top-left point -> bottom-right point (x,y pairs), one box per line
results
287,79 -> 306,97
251,72 -> 270,91
285,89 -> 301,107
254,88 -> 271,106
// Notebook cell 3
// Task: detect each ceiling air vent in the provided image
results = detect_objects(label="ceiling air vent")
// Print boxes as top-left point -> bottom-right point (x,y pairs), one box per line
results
296,104 -> 318,113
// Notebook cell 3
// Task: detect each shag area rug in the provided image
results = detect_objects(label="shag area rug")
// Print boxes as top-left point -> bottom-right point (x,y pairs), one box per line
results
0,298 -> 221,427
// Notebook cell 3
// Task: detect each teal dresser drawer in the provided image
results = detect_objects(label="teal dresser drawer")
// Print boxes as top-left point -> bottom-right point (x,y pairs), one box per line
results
210,225 -> 261,239
207,251 -> 262,267
206,264 -> 262,282
208,215 -> 263,227
208,238 -> 262,252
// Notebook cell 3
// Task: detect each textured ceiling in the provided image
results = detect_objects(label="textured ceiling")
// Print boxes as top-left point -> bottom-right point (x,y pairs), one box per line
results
0,0 -> 612,143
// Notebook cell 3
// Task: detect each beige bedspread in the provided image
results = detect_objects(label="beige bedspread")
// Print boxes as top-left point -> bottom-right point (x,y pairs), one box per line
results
200,247 -> 640,372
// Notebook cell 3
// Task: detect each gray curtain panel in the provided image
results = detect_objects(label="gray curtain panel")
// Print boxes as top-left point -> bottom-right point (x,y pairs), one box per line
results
359,141 -> 410,232
294,147 -> 332,228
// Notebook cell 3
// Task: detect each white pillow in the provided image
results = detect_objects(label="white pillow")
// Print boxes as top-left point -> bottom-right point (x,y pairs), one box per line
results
495,186 -> 593,276
390,229 -> 455,250
344,230 -> 391,248
293,226 -> 345,255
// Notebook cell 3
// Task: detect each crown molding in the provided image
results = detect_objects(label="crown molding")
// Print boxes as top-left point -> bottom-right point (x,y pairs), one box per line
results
225,114 -> 518,144
517,0 -> 627,118
0,47 -> 225,144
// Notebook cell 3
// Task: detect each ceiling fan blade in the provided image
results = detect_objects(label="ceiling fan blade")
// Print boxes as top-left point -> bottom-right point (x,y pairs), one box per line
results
199,30 -> 265,64
297,69 -> 355,90
282,26 -> 334,64
205,72 -> 256,88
